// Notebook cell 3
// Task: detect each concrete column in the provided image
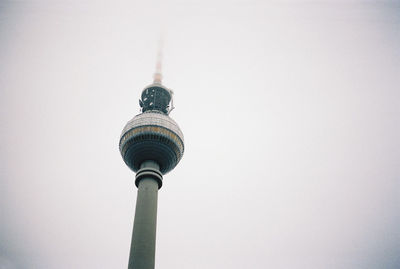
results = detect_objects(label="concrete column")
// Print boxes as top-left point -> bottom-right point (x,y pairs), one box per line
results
128,160 -> 160,269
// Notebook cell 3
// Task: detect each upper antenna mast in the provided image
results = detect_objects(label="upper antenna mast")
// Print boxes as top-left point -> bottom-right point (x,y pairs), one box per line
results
153,37 -> 163,84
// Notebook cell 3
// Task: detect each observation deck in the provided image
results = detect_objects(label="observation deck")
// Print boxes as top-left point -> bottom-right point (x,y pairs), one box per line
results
120,83 -> 184,175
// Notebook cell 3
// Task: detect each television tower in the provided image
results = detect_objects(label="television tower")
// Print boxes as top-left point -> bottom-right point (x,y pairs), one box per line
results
119,44 -> 184,269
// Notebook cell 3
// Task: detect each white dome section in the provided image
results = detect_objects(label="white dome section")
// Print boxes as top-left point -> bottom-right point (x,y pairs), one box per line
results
121,111 -> 184,142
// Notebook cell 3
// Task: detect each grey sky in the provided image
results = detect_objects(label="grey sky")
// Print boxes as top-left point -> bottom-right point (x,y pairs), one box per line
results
1,0 -> 400,268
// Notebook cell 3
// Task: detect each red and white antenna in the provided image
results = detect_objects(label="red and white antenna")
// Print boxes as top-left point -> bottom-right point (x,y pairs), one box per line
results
153,37 -> 163,84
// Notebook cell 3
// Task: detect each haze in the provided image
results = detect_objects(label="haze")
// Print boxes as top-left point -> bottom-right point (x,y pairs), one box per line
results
1,0 -> 399,268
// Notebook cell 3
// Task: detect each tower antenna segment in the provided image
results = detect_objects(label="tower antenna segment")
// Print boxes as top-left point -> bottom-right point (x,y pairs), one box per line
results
153,37 -> 163,84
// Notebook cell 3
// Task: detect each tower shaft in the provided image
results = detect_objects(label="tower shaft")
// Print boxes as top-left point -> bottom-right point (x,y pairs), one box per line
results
128,160 -> 160,269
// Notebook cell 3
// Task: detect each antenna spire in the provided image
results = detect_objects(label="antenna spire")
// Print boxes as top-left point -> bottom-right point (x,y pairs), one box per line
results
153,37 -> 163,84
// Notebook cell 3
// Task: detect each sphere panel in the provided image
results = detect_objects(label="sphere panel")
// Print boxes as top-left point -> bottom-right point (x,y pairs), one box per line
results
121,112 -> 184,141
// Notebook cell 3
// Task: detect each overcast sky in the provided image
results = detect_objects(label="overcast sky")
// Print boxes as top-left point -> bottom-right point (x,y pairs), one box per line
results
1,0 -> 400,268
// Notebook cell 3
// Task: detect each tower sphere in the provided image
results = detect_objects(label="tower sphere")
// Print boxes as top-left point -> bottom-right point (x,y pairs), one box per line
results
119,84 -> 184,175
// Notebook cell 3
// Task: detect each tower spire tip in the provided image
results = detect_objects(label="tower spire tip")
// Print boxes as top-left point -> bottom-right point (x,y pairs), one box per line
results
153,37 -> 163,84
